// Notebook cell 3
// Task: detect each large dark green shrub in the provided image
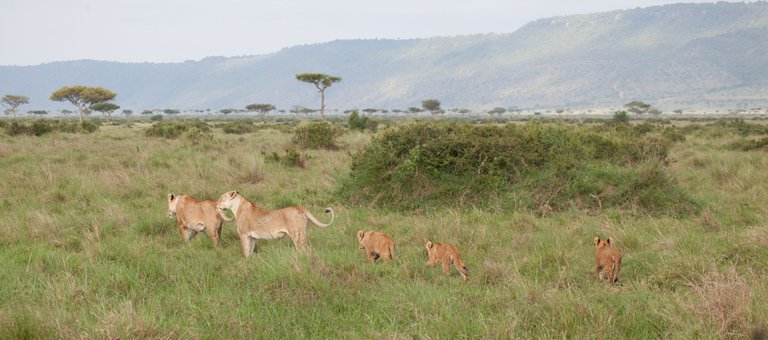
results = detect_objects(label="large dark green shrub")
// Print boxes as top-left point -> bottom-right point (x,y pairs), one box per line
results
292,121 -> 340,149
340,121 -> 695,215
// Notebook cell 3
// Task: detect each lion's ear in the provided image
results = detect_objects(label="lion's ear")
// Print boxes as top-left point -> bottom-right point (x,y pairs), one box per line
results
168,193 -> 174,201
230,191 -> 238,198
426,241 -> 433,249
357,230 -> 365,240
606,237 -> 612,245
593,236 -> 600,246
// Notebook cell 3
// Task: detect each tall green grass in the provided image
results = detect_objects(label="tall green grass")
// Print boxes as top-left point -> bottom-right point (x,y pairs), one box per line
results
0,119 -> 766,337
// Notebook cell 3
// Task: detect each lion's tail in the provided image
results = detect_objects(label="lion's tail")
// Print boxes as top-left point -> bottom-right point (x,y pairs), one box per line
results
611,254 -> 622,283
306,207 -> 334,228
452,255 -> 469,281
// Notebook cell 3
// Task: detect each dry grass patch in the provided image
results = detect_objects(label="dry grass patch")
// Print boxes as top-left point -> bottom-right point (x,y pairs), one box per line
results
687,266 -> 752,338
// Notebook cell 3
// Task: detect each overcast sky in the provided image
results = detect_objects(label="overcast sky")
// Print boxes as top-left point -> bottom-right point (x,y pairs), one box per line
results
1,0 -> 727,66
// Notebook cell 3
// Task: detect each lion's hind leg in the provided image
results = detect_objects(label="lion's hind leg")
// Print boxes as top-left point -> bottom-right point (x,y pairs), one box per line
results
180,224 -> 197,242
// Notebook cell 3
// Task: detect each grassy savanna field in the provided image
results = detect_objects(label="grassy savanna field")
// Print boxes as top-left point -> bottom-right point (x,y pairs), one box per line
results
1,116 -> 767,338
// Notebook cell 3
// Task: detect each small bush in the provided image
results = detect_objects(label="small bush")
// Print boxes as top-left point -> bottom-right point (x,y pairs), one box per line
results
613,110 -> 629,124
264,149 -> 306,168
150,114 -> 164,121
282,149 -> 305,168
292,121 -> 340,149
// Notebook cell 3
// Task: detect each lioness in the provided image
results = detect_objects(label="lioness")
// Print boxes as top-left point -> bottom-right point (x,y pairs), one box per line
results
594,236 -> 622,283
167,193 -> 232,245
425,241 -> 469,281
357,230 -> 395,263
216,190 -> 334,257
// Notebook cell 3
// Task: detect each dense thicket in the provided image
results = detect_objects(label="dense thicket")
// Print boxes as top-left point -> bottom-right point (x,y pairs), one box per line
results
341,121 -> 696,215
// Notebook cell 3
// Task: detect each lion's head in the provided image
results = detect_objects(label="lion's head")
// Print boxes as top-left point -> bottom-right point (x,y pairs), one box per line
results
167,193 -> 181,217
216,190 -> 240,213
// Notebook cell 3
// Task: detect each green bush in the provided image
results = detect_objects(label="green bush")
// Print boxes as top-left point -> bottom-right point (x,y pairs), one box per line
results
348,111 -> 378,132
4,119 -> 99,136
728,137 -> 768,151
150,114 -> 164,122
292,121 -> 340,149
708,119 -> 768,136
145,121 -> 211,140
264,149 -> 306,168
219,121 -> 254,134
613,110 -> 629,124
340,121 -> 695,215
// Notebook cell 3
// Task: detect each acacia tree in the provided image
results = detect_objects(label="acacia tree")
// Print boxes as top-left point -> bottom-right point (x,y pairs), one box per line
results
91,102 -> 120,121
1,95 -> 30,119
623,101 -> 658,115
295,73 -> 342,120
421,99 -> 442,116
488,107 -> 506,116
246,103 -> 275,121
50,85 -> 116,124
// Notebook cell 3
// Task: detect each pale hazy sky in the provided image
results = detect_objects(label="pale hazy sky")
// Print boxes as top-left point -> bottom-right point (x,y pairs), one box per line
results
1,0 -> 726,66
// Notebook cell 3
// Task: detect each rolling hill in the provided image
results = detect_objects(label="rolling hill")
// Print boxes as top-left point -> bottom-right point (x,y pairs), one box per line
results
1,1 -> 767,112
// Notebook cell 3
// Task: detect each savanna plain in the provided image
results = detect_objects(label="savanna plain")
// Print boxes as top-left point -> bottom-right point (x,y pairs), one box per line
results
1,115 -> 767,338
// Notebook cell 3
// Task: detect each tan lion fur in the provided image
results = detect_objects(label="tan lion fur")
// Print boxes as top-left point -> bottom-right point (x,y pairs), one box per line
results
357,230 -> 395,263
425,241 -> 469,281
167,193 -> 232,245
594,236 -> 622,283
216,190 -> 334,257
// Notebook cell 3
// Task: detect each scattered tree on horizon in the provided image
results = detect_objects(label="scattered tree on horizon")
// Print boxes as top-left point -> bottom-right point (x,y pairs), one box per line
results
28,110 -> 48,116
246,103 -> 276,121
624,100 -> 659,115
488,107 -> 506,116
50,85 -> 116,124
295,73 -> 342,120
91,102 -> 120,121
1,94 -> 30,119
122,109 -> 133,117
421,99 -> 442,117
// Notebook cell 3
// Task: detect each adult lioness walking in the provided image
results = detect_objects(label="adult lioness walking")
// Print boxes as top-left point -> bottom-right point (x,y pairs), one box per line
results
216,190 -> 334,257
167,193 -> 232,246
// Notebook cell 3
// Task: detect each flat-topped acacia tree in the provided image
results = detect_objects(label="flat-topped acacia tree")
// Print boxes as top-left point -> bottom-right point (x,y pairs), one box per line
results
246,103 -> 276,121
1,95 -> 30,119
91,102 -> 120,121
295,73 -> 341,120
50,85 -> 116,124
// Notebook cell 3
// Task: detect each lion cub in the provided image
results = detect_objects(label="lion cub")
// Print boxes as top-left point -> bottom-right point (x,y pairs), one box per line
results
425,241 -> 469,281
594,236 -> 622,283
357,230 -> 395,263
